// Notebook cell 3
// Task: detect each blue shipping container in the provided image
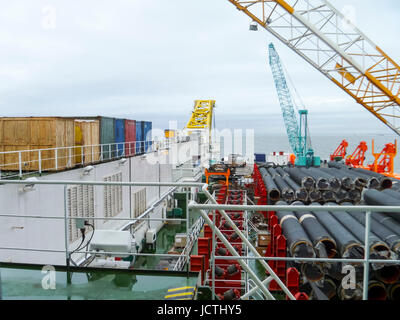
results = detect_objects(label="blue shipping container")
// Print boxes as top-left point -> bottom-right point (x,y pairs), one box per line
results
254,153 -> 266,163
114,119 -> 125,157
142,121 -> 152,153
136,121 -> 144,154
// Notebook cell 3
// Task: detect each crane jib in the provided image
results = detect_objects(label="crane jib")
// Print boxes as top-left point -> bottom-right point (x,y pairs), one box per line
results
227,0 -> 400,136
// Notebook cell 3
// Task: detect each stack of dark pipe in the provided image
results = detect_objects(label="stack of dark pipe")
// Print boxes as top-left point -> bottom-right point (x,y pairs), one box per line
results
273,199 -> 400,300
258,163 -> 393,205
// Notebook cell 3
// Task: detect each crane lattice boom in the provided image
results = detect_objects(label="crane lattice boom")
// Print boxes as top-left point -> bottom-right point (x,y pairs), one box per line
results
227,0 -> 400,135
268,43 -> 301,155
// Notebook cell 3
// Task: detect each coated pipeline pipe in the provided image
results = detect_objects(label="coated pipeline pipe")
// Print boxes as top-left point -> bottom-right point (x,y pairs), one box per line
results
275,166 -> 288,177
332,202 -> 391,259
301,263 -> 325,283
346,210 -> 400,255
273,175 -> 295,203
267,167 -> 281,178
382,188 -> 400,200
309,189 -> 322,202
260,168 -> 281,202
320,167 -> 354,190
291,201 -> 337,258
310,203 -> 365,260
363,189 -> 400,223
275,201 -> 315,258
372,211 -> 400,235
375,266 -> 400,285
321,190 -> 335,203
282,175 -> 309,202
284,167 -> 315,190
342,170 -> 369,190
368,280 -> 388,300
328,161 -> 347,169
314,277 -> 337,300
351,167 -> 393,189
334,189 -> 350,203
344,169 -> 379,190
388,283 -> 400,300
391,183 -> 400,192
348,189 -> 362,203
326,166 -> 369,190
338,282 -> 363,300
308,167 -> 342,191
299,168 -> 330,191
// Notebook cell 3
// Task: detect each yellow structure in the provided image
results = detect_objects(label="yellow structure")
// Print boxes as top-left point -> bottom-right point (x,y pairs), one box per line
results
185,100 -> 215,134
164,129 -> 176,138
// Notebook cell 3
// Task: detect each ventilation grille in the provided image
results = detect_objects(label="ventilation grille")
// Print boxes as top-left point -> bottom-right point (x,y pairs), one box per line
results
103,172 -> 123,222
67,185 -> 95,244
133,188 -> 147,218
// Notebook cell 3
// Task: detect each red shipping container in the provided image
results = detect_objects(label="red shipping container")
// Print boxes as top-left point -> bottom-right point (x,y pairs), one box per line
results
125,120 -> 136,157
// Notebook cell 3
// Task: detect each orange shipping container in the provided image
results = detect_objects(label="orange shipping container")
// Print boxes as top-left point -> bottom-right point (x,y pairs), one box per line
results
0,117 -> 75,171
74,120 -> 100,164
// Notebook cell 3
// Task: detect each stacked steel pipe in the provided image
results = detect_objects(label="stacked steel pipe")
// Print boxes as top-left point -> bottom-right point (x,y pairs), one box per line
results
254,162 -> 400,299
280,194 -> 400,299
257,163 -> 392,205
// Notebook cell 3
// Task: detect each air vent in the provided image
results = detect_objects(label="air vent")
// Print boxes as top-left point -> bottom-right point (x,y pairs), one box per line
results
67,185 -> 95,244
133,188 -> 146,218
103,172 -> 123,222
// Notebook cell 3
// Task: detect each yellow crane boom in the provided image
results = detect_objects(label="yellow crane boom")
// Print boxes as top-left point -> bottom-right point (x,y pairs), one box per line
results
227,0 -> 400,135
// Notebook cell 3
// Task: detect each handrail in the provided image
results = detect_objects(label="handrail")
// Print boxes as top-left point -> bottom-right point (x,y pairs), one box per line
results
0,179 -> 398,300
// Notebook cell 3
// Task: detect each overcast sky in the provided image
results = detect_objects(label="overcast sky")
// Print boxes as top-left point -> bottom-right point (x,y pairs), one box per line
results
1,0 -> 400,137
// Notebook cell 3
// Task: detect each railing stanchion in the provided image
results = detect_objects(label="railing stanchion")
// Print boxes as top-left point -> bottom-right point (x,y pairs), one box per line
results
64,185 -> 71,284
38,150 -> 42,175
81,146 -> 84,165
362,210 -> 372,300
68,147 -> 72,168
18,152 -> 22,179
55,149 -> 58,171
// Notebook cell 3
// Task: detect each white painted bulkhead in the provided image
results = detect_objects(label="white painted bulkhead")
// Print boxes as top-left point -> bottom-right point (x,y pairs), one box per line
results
0,139 -> 204,266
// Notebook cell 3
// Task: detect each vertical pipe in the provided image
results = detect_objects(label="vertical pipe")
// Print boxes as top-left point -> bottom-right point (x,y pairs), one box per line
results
55,149 -> 58,171
91,145 -> 94,163
18,152 -> 22,179
68,147 -> 71,168
186,189 -> 189,274
81,146 -> 84,165
363,210 -> 371,300
109,144 -> 111,159
64,185 -> 71,284
212,208 -> 216,300
38,150 -> 42,175
0,266 -> 2,300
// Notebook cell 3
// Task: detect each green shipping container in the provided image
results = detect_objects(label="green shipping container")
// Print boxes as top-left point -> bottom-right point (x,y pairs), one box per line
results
75,116 -> 115,160
99,117 -> 115,160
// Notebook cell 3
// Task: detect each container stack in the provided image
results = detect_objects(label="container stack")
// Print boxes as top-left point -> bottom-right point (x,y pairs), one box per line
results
0,116 -> 152,173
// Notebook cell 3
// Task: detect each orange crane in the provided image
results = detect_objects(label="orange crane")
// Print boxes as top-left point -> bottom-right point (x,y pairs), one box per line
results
369,140 -> 397,177
330,140 -> 348,161
346,141 -> 368,167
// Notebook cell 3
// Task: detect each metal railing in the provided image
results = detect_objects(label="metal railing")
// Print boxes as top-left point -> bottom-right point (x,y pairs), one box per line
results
0,139 -> 177,179
172,160 -> 202,182
173,216 -> 205,271
189,202 -> 400,300
0,179 -> 399,300
0,180 -> 205,277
